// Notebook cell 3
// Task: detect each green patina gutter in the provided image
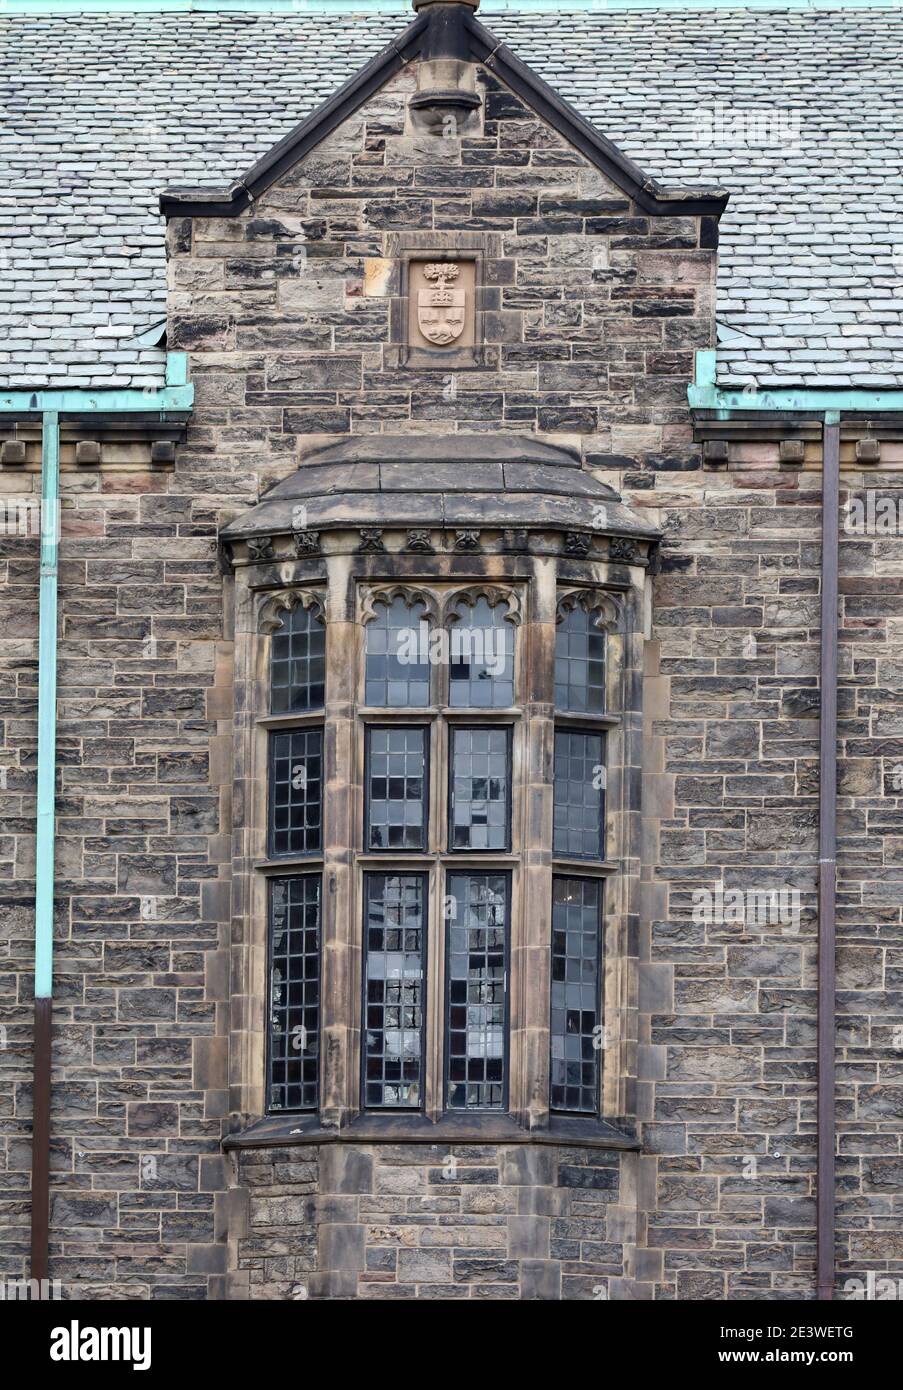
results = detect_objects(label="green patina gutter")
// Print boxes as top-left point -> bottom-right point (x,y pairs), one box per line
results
689,348 -> 903,418
0,352 -> 193,1289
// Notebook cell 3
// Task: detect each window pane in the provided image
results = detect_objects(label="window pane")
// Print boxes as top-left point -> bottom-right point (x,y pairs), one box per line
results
555,606 -> 605,714
366,726 -> 428,850
269,728 -> 323,857
365,596 -> 431,707
448,597 -> 515,708
271,602 -> 325,713
445,872 -> 509,1111
268,875 -> 320,1112
363,874 -> 426,1109
550,876 -> 602,1114
553,728 -> 605,860
449,726 -> 510,851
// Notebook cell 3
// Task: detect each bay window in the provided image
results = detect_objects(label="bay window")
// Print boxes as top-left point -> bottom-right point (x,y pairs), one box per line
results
254,576 -> 624,1124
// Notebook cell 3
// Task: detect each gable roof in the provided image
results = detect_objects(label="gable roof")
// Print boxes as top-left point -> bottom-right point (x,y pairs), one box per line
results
159,3 -> 728,220
2,4 -> 902,393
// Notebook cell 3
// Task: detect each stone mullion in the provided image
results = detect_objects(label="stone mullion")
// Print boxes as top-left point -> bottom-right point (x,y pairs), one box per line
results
605,569 -> 647,1123
230,567 -> 268,1122
320,554 -> 359,1127
516,555 -> 557,1130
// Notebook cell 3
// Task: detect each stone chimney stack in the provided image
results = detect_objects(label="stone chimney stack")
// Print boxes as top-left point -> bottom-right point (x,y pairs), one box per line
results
408,0 -> 482,134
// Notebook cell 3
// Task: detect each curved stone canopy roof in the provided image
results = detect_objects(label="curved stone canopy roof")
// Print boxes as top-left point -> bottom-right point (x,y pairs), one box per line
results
220,434 -> 661,542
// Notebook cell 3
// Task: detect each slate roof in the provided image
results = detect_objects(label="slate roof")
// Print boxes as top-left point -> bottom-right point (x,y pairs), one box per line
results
221,432 -> 661,541
2,4 -> 903,392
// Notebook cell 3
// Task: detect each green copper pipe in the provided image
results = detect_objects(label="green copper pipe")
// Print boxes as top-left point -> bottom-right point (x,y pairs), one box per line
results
29,409 -> 59,1289
0,355 -> 195,1289
34,411 -> 59,1000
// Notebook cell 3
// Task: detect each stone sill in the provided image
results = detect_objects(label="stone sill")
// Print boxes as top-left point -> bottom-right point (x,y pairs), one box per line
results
223,1112 -> 640,1153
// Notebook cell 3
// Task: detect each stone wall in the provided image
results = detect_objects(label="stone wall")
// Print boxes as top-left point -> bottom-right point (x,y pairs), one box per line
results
640,449 -> 903,1299
235,1141 -> 634,1300
2,42 -> 901,1303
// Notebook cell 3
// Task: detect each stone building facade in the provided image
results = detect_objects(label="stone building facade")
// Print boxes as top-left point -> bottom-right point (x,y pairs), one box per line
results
2,0 -> 902,1302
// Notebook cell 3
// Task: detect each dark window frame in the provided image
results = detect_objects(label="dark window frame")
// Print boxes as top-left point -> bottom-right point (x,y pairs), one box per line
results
266,872 -> 322,1114
363,594 -> 434,709
552,724 -> 607,863
364,723 -> 431,853
554,604 -> 606,717
549,874 -> 604,1117
267,725 -> 325,860
360,870 -> 429,1113
270,601 -> 326,715
447,724 -> 513,854
443,869 -> 512,1114
447,597 -> 516,711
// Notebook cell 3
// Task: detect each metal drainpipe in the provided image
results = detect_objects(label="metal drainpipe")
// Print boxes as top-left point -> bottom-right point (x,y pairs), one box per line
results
31,408 -> 60,1290
817,415 -> 840,1301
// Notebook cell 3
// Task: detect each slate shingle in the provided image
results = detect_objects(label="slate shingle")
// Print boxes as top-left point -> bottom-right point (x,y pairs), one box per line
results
1,5 -> 902,390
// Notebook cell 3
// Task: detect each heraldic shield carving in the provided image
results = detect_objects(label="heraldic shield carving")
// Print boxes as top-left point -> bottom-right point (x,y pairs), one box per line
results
417,262 -> 466,346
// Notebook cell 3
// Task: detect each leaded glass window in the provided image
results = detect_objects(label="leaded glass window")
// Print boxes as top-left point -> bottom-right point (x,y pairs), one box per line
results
553,728 -> 605,860
448,597 -> 515,708
363,873 -> 426,1109
365,726 -> 428,850
445,872 -> 509,1111
449,726 -> 510,851
268,875 -> 321,1111
271,601 -> 325,713
550,876 -> 602,1114
555,605 -> 605,714
269,728 -> 323,857
365,595 -> 432,707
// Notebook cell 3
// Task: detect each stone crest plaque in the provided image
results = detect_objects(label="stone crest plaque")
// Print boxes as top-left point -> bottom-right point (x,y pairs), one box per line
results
405,256 -> 477,365
417,262 -> 466,346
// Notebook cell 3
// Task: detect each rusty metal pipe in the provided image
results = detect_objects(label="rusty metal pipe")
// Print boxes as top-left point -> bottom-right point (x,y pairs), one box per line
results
816,417 -> 839,1301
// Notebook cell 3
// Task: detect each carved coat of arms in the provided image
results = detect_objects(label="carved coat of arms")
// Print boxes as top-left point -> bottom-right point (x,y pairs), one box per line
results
417,262 -> 465,346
